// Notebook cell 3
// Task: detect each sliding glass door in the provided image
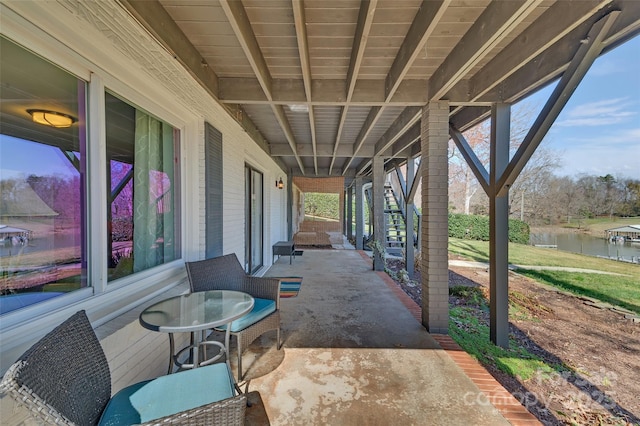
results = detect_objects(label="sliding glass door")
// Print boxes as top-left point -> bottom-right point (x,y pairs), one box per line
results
244,165 -> 263,274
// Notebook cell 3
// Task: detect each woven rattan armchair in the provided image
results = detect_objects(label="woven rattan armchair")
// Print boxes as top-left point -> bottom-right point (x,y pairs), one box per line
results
0,310 -> 246,425
185,253 -> 281,379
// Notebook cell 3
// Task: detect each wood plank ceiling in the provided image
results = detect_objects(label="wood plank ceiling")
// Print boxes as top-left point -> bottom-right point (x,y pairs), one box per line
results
120,0 -> 640,177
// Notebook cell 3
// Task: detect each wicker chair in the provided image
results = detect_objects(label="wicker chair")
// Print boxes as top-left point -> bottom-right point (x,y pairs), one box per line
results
185,253 -> 281,380
0,310 -> 246,425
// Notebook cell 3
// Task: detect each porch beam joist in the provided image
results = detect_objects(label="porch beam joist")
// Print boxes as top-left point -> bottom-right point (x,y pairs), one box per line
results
119,0 -> 219,97
429,0 -> 543,101
291,168 -> 356,178
450,2 -> 640,131
271,144 -> 375,157
119,0 -> 281,167
496,11 -> 620,198
330,0 -> 377,174
219,0 -> 305,174
375,107 -> 422,156
390,122 -> 420,157
343,0 -> 449,174
449,124 -> 490,195
447,0 -> 610,107
218,78 -> 429,106
387,0 -> 450,99
343,106 -> 384,174
357,106 -> 421,175
292,0 -> 317,174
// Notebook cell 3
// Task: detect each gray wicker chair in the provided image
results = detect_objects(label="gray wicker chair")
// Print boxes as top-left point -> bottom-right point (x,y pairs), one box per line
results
0,310 -> 246,425
185,254 -> 281,379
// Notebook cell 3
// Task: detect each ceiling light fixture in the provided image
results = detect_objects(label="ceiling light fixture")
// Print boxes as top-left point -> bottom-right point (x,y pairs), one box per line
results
27,109 -> 76,128
288,104 -> 309,113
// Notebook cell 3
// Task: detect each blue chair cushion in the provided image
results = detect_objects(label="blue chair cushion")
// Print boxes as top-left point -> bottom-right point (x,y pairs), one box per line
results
218,297 -> 276,333
98,363 -> 234,425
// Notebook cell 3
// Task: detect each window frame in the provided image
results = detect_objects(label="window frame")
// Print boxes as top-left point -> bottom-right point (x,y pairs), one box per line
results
244,163 -> 264,274
0,9 -> 192,336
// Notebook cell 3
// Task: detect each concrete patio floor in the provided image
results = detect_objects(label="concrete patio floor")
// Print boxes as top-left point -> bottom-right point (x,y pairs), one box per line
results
231,249 -> 513,425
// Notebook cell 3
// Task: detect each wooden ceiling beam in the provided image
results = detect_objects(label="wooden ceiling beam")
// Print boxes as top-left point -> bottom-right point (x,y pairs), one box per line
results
496,11 -> 620,197
219,0 -> 272,99
447,0 -> 610,114
219,0 -> 305,174
218,78 -> 429,105
359,111 -> 422,175
467,0 -> 610,103
291,168 -> 356,177
450,1 -> 640,131
119,0 -> 219,97
429,0 -> 543,101
119,0 -> 286,170
330,0 -> 378,174
390,122 -> 421,157
344,0 -> 448,174
271,144 -> 375,157
374,106 -> 421,155
292,0 -> 317,174
386,0 -> 450,100
343,106 -> 383,173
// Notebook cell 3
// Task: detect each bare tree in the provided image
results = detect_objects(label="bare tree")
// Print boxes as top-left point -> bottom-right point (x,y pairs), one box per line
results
508,147 -> 561,224
448,101 -> 548,217
449,122 -> 490,214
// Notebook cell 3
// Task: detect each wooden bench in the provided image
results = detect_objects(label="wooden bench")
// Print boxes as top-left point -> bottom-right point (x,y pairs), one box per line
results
272,241 -> 295,264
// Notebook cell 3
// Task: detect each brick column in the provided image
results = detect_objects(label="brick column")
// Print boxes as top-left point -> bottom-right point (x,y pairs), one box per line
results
420,101 -> 449,333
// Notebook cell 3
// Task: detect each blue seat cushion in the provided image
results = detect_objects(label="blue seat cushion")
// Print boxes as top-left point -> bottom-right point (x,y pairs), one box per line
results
218,297 -> 276,333
98,363 -> 234,425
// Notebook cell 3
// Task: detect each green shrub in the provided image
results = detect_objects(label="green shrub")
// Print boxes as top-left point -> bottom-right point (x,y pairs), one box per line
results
448,213 -> 529,244
305,192 -> 339,220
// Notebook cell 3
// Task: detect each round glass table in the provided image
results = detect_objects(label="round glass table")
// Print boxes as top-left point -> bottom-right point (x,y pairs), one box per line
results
140,290 -> 254,374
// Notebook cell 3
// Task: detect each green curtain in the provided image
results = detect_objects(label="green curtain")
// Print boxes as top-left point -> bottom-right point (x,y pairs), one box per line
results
133,111 -> 175,272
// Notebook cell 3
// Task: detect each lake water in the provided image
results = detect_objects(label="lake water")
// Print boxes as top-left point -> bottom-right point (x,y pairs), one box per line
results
530,232 -> 640,263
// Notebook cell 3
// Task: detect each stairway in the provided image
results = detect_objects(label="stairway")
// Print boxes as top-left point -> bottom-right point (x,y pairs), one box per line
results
384,185 -> 406,256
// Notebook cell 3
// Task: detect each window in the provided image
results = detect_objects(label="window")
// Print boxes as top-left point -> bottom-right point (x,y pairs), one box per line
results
245,165 -> 263,274
0,34 -> 184,319
106,92 -> 181,281
0,36 -> 87,314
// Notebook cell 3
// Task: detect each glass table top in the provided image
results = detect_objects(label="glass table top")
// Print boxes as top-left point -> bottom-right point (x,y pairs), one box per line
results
139,290 -> 254,333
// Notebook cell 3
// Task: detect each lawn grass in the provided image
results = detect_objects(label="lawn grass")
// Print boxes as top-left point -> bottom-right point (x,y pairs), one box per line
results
559,216 -> 640,234
449,305 -> 557,380
449,237 -> 640,276
516,269 -> 640,314
448,237 -> 640,312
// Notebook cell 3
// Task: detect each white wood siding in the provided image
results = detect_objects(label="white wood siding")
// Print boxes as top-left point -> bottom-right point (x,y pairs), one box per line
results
0,1 -> 287,422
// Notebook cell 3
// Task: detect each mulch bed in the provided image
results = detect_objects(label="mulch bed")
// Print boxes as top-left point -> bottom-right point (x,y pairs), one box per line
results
386,258 -> 640,426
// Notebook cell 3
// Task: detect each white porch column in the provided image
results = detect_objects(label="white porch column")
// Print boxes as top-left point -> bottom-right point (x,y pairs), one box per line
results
420,101 -> 449,333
